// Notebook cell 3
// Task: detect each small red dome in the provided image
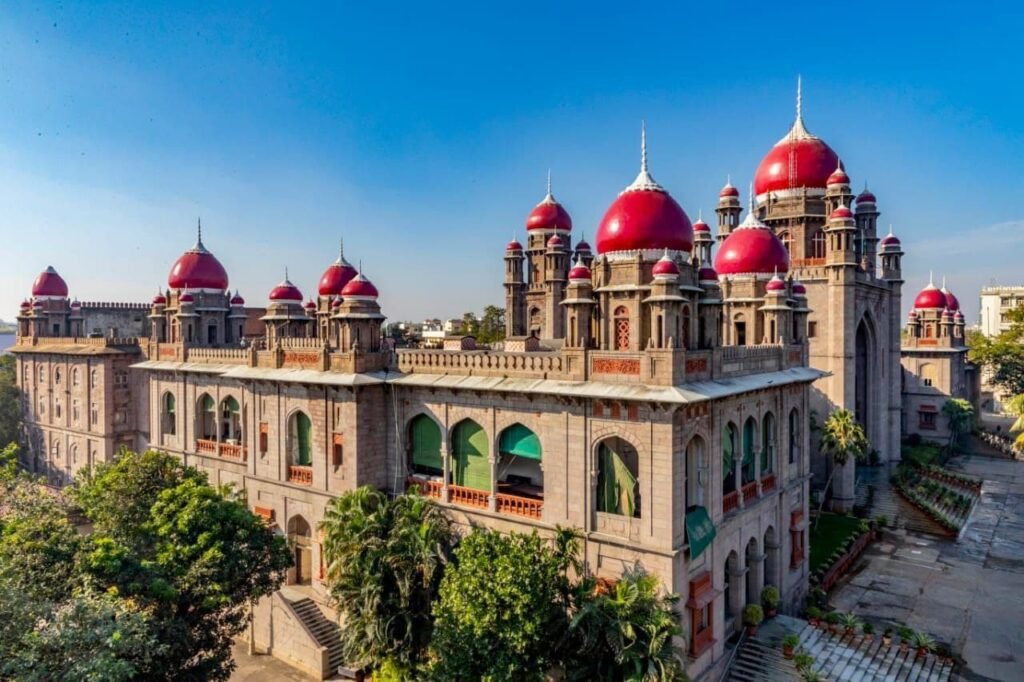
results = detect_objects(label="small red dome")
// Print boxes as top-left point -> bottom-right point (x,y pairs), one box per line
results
766,274 -> 786,292
698,265 -> 718,282
954,310 -> 964,321
719,182 -> 740,198
857,188 -> 877,204
830,205 -> 854,220
168,230 -> 229,291
546,234 -> 564,249
19,300 -> 30,309
652,252 -> 680,277
942,287 -> 960,311
714,213 -> 790,276
526,190 -> 572,232
230,292 -> 245,306
826,163 -> 850,186
304,300 -> 317,310
70,299 -> 81,309
914,283 -> 947,309
341,273 -> 379,299
792,281 -> 807,295
568,262 -> 592,282
331,296 -> 342,308
574,239 -> 592,252
693,218 -> 710,233
269,277 -> 303,302
318,250 -> 358,297
32,300 -> 44,309
908,309 -> 918,319
152,293 -> 167,305
506,239 -> 523,252
32,266 -> 69,298
754,116 -> 840,199
179,292 -> 194,303
880,232 -> 901,247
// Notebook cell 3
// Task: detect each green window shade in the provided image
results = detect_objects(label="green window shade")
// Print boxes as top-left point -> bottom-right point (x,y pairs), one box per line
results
762,418 -> 774,473
165,394 -> 175,414
200,394 -> 215,412
685,506 -> 717,559
742,421 -> 756,483
294,412 -> 312,465
223,396 -> 240,413
597,444 -> 637,517
411,416 -> 443,471
452,421 -> 490,491
498,424 -> 541,460
723,425 -> 736,492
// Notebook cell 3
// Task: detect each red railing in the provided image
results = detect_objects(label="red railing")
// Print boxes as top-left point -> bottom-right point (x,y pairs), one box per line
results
220,443 -> 246,461
741,481 -> 759,503
449,484 -> 489,509
196,438 -> 217,455
495,493 -> 543,520
760,473 -> 777,494
791,257 -> 825,267
288,465 -> 313,486
406,476 -> 444,500
723,491 -> 740,515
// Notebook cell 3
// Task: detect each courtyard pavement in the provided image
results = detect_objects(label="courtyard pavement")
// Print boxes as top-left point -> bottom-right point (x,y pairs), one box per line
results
230,641 -> 316,681
831,453 -> 1024,682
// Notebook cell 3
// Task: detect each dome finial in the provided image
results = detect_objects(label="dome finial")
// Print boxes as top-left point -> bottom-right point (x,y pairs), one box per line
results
698,208 -> 703,221
547,168 -> 552,197
929,271 -> 934,287
339,237 -> 344,260
284,266 -> 289,281
796,74 -> 803,122
641,120 -> 648,174
888,224 -> 894,236
623,121 -> 663,193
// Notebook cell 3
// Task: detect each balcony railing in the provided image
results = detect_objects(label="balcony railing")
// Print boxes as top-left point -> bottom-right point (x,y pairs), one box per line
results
448,484 -> 489,509
220,443 -> 246,461
406,476 -> 444,500
741,481 -> 759,504
760,472 -> 777,494
723,490 -> 740,515
288,465 -> 313,486
495,493 -> 543,520
196,438 -> 217,455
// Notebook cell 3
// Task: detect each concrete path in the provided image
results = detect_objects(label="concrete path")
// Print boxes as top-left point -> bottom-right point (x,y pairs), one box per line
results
230,641 -> 316,681
831,453 -> 1024,682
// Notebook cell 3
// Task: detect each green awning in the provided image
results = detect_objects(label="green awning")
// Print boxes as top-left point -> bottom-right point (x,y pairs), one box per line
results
453,420 -> 490,491
411,415 -> 443,471
499,424 -> 541,460
685,506 -> 716,559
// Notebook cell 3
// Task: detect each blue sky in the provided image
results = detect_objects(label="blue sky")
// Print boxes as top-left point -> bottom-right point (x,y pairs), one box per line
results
1,1 -> 1022,324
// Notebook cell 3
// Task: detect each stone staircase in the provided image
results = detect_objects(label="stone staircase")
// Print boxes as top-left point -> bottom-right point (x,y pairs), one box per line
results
854,466 -> 948,536
727,616 -> 954,682
289,597 -> 345,676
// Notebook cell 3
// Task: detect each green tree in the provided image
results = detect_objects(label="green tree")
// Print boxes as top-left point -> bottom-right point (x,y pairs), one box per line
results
969,304 -> 1024,395
459,312 -> 480,337
565,568 -> 686,682
0,354 -> 22,448
319,486 -> 455,677
942,398 -> 974,453
2,587 -> 164,682
477,305 -> 506,344
430,528 -> 576,682
1005,394 -> 1024,451
72,450 -> 292,681
817,409 -> 869,523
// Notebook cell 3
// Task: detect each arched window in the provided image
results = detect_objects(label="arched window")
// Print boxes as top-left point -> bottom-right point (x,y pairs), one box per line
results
779,230 -> 792,255
220,396 -> 241,442
72,368 -> 80,387
54,368 -> 62,385
788,408 -> 800,465
919,363 -> 938,388
162,392 -> 176,436
288,411 -> 313,466
761,412 -> 776,475
498,423 -> 543,496
287,515 -> 313,585
614,306 -> 630,351
197,394 -> 216,440
51,440 -> 61,461
742,417 -> 757,484
90,368 -> 97,389
70,443 -> 78,465
734,313 -> 747,346
681,305 -> 692,349
596,437 -> 640,517
409,414 -> 443,476
39,366 -> 46,383
452,419 -> 489,491
685,436 -> 707,508
811,229 -> 826,259
724,550 -> 739,618
722,423 -> 737,495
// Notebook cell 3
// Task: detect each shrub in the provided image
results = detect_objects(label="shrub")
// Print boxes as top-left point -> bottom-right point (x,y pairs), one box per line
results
742,604 -> 764,627
862,622 -> 874,635
782,633 -> 801,649
761,585 -> 780,610
792,650 -> 813,671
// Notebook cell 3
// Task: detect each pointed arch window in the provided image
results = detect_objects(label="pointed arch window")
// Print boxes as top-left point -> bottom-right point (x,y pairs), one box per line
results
811,229 -> 826,259
614,306 -> 630,351
409,414 -> 443,475
452,420 -> 490,491
289,411 -> 313,466
722,423 -> 737,495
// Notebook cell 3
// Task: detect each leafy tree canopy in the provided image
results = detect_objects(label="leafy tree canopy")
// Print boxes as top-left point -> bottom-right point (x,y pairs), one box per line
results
0,355 -> 21,449
969,304 -> 1024,395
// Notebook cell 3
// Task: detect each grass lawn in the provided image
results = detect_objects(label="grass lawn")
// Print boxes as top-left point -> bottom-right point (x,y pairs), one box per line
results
809,512 -> 862,573
902,442 -> 944,467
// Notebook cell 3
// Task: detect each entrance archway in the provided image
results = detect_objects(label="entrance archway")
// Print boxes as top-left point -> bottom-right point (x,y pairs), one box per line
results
288,515 -> 313,585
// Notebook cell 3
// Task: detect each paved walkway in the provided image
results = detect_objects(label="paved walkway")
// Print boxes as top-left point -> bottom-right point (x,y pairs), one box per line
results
230,641 -> 316,681
831,453 -> 1024,682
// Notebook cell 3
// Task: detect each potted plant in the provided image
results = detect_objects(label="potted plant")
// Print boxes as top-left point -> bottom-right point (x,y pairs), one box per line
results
909,630 -> 936,658
824,611 -> 842,635
898,625 -> 913,651
761,585 -> 780,618
793,650 -> 813,672
839,612 -> 861,637
862,621 -> 874,640
801,671 -> 825,682
743,604 -> 764,636
882,627 -> 893,646
782,633 -> 800,659
805,606 -> 823,627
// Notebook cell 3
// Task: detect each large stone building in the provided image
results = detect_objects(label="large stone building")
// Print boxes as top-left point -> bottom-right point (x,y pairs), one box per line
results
14,90 -> 965,679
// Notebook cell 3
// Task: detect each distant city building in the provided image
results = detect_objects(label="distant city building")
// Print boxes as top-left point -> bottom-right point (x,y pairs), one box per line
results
979,285 -> 1024,337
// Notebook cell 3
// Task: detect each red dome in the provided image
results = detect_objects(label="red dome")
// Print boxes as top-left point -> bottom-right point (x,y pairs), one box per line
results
857,188 -> 877,204
32,266 -> 69,298
766,274 -> 786,292
179,292 -> 194,303
699,265 -> 719,282
526,187 -> 572,231
506,239 -> 523,252
318,250 -> 358,297
546,234 -> 565,249
880,232 -> 901,247
914,283 -> 947,309
596,181 -> 693,255
942,287 -> 960,311
754,116 -> 840,199
830,205 -> 854,220
693,218 -> 710,233
19,300 -> 30,310
714,213 -> 790,276
574,239 -> 592,252
792,281 -> 807,295
719,182 -> 740,198
341,273 -> 379,299
152,293 -> 167,305
652,252 -> 680,277
827,165 -> 850,186
568,262 -> 592,282
168,230 -> 229,291
230,292 -> 245,306
331,296 -> 342,308
304,300 -> 317,310
269,277 -> 303,302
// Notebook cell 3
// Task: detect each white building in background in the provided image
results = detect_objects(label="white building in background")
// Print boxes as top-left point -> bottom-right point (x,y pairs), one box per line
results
979,285 -> 1024,337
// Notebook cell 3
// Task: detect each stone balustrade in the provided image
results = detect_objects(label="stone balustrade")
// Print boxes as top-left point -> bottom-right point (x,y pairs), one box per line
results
396,349 -> 565,378
495,493 -> 543,520
288,465 -> 313,486
186,347 -> 250,364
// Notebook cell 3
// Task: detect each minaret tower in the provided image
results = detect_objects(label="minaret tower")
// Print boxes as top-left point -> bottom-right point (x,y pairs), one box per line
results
716,177 -> 742,243
854,185 -> 880,272
522,170 -> 572,339
504,236 -> 526,337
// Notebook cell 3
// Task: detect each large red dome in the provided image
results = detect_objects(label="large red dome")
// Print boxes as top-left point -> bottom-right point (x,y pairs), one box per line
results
525,183 -> 572,232
32,266 -> 69,298
754,115 -> 840,200
914,282 -> 947,309
168,227 -> 229,291
714,213 -> 790,276
318,247 -> 358,297
269,276 -> 303,302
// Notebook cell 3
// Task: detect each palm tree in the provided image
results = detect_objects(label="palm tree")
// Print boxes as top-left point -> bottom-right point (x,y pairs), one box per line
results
816,409 -> 869,524
1004,394 -> 1024,452
319,486 -> 455,676
941,398 -> 974,454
